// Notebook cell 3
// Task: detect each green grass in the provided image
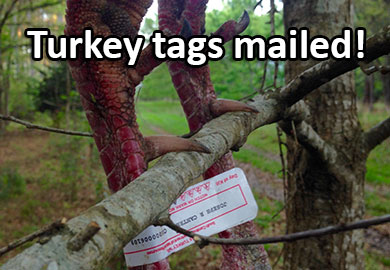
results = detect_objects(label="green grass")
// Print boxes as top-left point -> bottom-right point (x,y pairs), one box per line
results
365,252 -> 390,270
233,148 -> 281,176
365,191 -> 390,216
254,196 -> 284,229
135,100 -> 284,175
359,103 -> 390,184
136,100 -> 189,136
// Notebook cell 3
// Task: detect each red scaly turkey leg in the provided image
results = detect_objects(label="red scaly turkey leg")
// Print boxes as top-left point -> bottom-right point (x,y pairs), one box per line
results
65,1 -> 209,269
159,1 -> 271,269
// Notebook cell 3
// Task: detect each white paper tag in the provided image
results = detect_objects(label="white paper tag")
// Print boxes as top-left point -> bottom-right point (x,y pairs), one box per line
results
123,168 -> 258,267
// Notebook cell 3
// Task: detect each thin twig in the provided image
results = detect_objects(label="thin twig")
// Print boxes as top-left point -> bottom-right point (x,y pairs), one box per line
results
239,85 -> 273,101
272,245 -> 284,268
253,0 -> 264,11
269,0 -> 279,88
271,190 -> 296,220
276,126 -> 286,183
291,120 -> 299,144
163,215 -> 390,246
259,60 -> 269,93
0,218 -> 67,257
0,114 -> 93,137
272,126 -> 287,220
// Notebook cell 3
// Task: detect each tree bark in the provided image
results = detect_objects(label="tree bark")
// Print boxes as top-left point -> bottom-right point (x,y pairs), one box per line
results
363,74 -> 375,110
381,55 -> 390,109
283,0 -> 367,269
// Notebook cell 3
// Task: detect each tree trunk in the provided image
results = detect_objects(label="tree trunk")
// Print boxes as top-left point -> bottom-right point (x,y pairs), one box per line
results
381,55 -> 390,109
0,54 -> 11,134
283,0 -> 367,269
65,64 -> 71,131
363,74 -> 375,110
0,55 -> 4,134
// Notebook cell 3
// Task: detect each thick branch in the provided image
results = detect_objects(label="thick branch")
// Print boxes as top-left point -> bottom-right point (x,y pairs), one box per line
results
280,25 -> 390,106
0,114 -> 93,137
362,117 -> 390,153
163,215 -> 390,246
2,27 -> 390,270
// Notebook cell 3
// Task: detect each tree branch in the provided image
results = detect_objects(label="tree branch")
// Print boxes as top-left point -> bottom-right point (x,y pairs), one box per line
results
162,215 -> 390,246
9,0 -> 63,18
1,27 -> 390,270
280,25 -> 390,106
0,114 -> 93,137
362,117 -> 390,153
0,218 -> 67,257
279,102 -> 359,182
0,0 -> 18,33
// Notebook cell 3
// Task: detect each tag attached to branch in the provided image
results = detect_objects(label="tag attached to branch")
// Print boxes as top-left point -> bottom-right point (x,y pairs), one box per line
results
123,168 -> 258,267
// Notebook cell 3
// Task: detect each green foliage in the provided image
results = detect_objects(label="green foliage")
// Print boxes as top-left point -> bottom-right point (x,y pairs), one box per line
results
28,62 -> 81,113
44,133 -> 89,201
140,1 -> 285,101
8,75 -> 36,119
0,167 -> 26,200
206,1 -> 284,99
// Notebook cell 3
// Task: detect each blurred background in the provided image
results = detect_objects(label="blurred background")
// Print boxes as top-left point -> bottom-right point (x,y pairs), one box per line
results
0,0 -> 389,269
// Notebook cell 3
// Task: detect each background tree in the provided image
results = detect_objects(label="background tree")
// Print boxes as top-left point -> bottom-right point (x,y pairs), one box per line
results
0,0 -> 64,133
282,0 -> 388,269
355,0 -> 390,108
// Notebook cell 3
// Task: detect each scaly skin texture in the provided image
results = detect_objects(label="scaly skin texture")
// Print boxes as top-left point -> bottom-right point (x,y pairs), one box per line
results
159,1 -> 271,269
65,0 -> 169,269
